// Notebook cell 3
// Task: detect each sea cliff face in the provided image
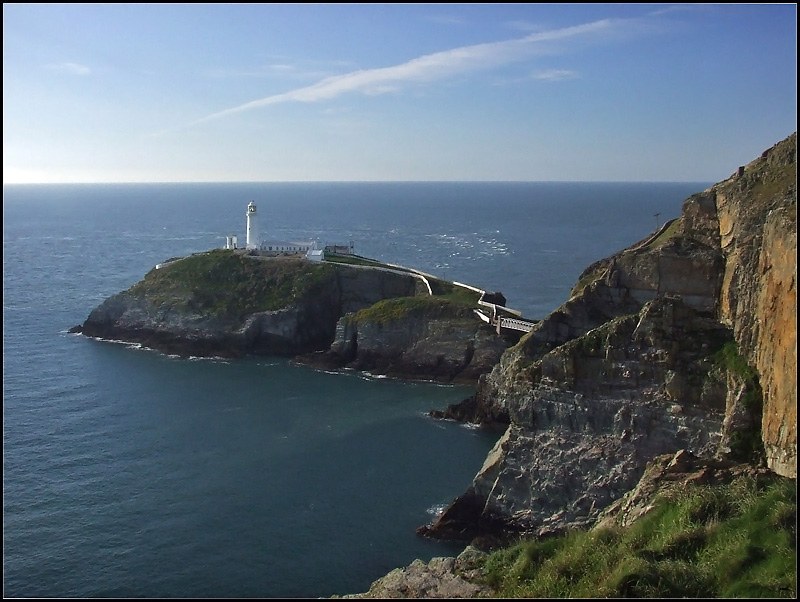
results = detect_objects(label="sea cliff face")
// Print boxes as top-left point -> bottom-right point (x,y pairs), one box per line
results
712,138 -> 797,477
422,132 -> 796,542
72,252 -> 511,382
301,297 -> 512,383
75,253 -> 420,357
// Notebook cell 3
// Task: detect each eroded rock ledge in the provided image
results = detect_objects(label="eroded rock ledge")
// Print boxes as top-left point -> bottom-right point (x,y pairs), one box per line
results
337,546 -> 494,599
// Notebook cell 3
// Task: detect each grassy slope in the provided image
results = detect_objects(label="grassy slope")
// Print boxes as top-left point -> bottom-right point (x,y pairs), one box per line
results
477,473 -> 796,598
127,249 -> 482,322
128,249 -> 336,318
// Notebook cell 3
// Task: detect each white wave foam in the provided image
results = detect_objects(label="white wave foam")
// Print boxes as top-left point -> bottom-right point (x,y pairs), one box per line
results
426,503 -> 447,518
87,335 -> 153,351
187,355 -> 230,362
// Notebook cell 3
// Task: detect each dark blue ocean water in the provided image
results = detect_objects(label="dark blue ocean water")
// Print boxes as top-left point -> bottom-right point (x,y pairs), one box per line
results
3,181 -> 708,598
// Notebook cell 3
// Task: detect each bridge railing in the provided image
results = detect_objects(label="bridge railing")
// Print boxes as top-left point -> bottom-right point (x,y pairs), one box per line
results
500,317 -> 535,332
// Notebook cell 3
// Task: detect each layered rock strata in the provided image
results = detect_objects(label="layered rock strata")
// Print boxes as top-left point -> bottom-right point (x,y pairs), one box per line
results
422,132 -> 796,542
301,299 -> 514,383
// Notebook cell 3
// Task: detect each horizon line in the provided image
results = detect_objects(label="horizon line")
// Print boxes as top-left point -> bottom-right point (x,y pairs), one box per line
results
3,179 -> 717,186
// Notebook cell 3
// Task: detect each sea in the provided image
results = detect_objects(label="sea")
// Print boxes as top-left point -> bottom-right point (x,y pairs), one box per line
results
3,181 -> 710,598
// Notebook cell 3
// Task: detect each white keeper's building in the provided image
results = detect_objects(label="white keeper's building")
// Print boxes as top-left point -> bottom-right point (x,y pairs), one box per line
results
225,201 -> 319,259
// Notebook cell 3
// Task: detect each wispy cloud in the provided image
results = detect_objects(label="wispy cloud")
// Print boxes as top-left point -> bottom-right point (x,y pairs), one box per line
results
505,20 -> 547,32
46,62 -> 91,75
424,14 -> 468,26
205,58 -> 356,82
530,69 -> 578,81
192,16 -> 648,125
646,4 -> 702,17
204,64 -> 298,79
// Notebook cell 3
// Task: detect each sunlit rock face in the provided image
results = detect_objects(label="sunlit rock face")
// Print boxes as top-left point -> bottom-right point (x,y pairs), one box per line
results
423,132 -> 796,540
425,295 -> 730,540
312,306 -> 511,383
711,134 -> 797,478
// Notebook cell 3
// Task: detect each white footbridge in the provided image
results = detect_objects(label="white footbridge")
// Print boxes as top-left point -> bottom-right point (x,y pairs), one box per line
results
453,282 -> 536,334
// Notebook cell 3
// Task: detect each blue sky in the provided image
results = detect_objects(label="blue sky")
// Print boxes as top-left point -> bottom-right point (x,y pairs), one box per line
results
3,3 -> 796,183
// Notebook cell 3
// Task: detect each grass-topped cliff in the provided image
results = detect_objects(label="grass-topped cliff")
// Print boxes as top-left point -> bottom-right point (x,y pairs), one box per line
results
344,281 -> 480,327
345,296 -> 473,326
130,249 -> 337,318
75,247 -> 511,379
360,133 -> 796,599
472,468 -> 795,598
132,249 -> 482,320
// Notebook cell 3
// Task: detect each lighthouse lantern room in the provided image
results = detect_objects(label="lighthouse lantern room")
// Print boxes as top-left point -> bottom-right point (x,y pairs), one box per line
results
246,201 -> 259,249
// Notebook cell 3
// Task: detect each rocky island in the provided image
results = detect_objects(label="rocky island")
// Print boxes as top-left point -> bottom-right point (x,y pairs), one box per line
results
69,250 -> 521,384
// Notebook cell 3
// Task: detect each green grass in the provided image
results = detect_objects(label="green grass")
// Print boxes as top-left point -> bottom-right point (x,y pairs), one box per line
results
712,341 -> 764,461
130,249 -> 483,324
346,295 -> 474,326
643,217 -> 683,249
128,249 -> 335,318
570,268 -> 604,298
738,161 -> 797,203
323,255 -> 481,306
477,473 -> 796,598
428,279 -> 482,306
323,253 -> 391,267
713,341 -> 759,382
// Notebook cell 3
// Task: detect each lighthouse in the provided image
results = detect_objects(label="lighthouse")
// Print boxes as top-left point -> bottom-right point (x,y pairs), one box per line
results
246,201 -> 259,249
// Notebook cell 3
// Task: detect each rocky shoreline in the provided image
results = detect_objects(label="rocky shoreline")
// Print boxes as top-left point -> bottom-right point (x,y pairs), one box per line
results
70,255 -> 515,384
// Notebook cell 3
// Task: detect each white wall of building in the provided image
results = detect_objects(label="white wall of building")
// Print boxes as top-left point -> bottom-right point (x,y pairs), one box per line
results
246,202 -> 259,249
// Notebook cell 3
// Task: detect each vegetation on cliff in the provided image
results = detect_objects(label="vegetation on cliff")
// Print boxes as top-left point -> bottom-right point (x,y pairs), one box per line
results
386,133 -> 796,599
476,471 -> 795,598
345,296 -> 469,325
728,132 -> 796,204
128,250 -> 481,322
344,288 -> 479,327
713,341 -> 766,463
128,249 -> 336,318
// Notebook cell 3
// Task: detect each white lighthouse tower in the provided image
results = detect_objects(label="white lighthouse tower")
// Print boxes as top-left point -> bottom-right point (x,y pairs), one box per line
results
246,201 -> 259,249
